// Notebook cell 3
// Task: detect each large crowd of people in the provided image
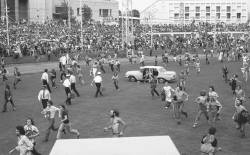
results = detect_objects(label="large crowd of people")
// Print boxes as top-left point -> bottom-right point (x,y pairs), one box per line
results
0,21 -> 249,60
0,20 -> 250,155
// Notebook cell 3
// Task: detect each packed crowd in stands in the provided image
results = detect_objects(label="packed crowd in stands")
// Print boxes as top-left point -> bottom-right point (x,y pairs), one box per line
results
0,20 -> 249,60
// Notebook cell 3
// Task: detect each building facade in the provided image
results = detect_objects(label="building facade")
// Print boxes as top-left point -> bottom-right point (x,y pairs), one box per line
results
54,0 -> 119,23
141,0 -> 248,25
0,0 -> 53,23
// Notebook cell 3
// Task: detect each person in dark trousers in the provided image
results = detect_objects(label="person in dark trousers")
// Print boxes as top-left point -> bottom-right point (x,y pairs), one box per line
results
154,55 -> 158,66
41,69 -> 51,93
230,74 -> 241,95
60,68 -> 66,83
109,60 -> 115,72
150,75 -> 159,98
70,73 -> 80,97
92,72 -> 103,97
222,65 -> 229,83
63,75 -> 72,105
50,69 -> 57,88
38,85 -> 51,109
149,48 -> 153,56
205,53 -> 210,64
56,105 -> 80,139
112,71 -> 120,91
13,67 -> 21,89
47,50 -> 51,62
2,84 -> 16,112
115,60 -> 120,72
99,60 -> 106,74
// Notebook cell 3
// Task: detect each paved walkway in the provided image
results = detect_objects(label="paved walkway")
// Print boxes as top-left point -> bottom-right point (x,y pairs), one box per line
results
5,54 -> 214,76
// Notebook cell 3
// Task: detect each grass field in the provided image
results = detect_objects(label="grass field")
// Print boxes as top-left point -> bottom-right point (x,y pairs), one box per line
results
0,58 -> 250,155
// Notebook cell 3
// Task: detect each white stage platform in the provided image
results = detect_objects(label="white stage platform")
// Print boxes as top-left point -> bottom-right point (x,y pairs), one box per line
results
50,136 -> 180,155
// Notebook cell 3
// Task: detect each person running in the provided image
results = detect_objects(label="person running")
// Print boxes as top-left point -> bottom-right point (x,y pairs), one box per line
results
76,65 -> 84,86
184,60 -> 189,76
178,71 -> 187,90
56,105 -> 80,139
174,86 -> 189,124
41,101 -> 60,142
1,65 -> 8,82
109,59 -> 115,72
63,74 -> 72,105
235,85 -> 245,105
112,71 -> 120,91
200,127 -> 221,155
207,97 -> 222,124
24,118 -> 41,155
114,59 -> 120,72
60,67 -> 66,83
149,75 -> 159,98
2,84 -> 16,112
99,59 -> 106,74
195,58 -> 201,74
70,73 -> 80,97
222,65 -> 229,83
9,126 -> 33,155
193,90 -> 209,128
230,74 -> 241,95
91,72 -> 103,98
13,67 -> 21,89
41,69 -> 51,93
104,109 -> 127,137
154,55 -> 158,66
162,82 -> 175,109
50,69 -> 57,88
38,85 -> 51,109
232,99 -> 249,138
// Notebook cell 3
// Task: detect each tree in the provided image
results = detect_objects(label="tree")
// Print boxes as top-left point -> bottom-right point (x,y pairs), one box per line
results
82,4 -> 92,23
53,0 -> 74,20
132,9 -> 140,18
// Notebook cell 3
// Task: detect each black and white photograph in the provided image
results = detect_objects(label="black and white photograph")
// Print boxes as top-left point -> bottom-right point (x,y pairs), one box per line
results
0,0 -> 250,154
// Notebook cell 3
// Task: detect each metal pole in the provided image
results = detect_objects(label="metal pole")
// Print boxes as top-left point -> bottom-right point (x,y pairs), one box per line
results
131,0 -> 133,35
150,14 -> 153,48
4,0 -> 9,47
80,0 -> 83,48
68,0 -> 71,29
122,8 -> 124,49
126,0 -> 128,46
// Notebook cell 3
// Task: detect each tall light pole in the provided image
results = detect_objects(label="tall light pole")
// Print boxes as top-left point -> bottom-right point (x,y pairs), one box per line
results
125,0 -> 128,46
67,0 -> 71,29
4,0 -> 9,48
121,8 -> 124,49
80,0 -> 83,48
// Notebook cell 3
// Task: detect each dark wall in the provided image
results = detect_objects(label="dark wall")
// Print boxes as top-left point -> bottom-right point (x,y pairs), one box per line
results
7,0 -> 15,22
19,0 -> 28,20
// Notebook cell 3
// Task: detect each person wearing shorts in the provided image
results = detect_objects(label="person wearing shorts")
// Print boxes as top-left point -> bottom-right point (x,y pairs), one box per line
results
56,105 -> 80,139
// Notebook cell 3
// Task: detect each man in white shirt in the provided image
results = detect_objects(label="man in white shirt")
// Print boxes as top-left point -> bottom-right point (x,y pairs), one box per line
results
70,73 -> 80,97
162,82 -> 175,109
41,69 -> 51,93
59,55 -> 67,71
140,55 -> 145,66
41,101 -> 60,142
38,85 -> 51,109
92,72 -> 103,97
63,74 -> 72,105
